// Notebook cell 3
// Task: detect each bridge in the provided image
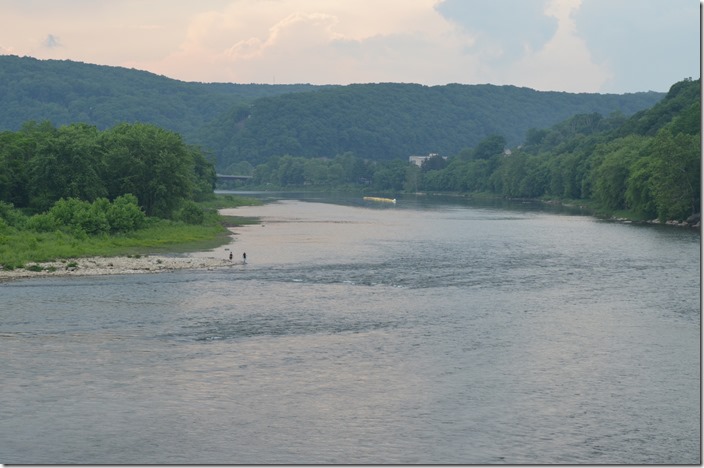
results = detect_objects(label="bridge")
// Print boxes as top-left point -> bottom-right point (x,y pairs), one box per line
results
216,174 -> 253,181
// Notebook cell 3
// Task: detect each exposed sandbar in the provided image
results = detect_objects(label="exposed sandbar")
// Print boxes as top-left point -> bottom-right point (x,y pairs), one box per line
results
0,254 -> 239,281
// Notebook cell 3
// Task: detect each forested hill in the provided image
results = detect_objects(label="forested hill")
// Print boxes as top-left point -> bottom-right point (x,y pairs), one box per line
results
0,55 -> 664,171
0,55 -> 320,139
200,83 -> 663,169
240,78 -> 699,223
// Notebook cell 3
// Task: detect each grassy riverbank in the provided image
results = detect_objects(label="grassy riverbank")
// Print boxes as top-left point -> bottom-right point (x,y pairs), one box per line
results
0,194 -> 262,270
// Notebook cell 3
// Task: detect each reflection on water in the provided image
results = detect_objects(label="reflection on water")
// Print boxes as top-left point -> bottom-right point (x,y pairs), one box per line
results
1,196 -> 699,464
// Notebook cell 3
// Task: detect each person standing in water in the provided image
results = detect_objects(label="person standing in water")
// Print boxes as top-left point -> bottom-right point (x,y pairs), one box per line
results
242,252 -> 247,264
229,252 -> 233,261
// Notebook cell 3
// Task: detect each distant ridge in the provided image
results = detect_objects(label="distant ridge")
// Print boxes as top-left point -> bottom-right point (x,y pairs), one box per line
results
0,54 -> 322,137
206,82 -> 664,168
0,55 -> 664,170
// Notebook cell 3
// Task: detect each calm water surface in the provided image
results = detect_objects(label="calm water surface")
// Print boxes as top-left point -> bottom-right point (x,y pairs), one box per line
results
1,196 -> 700,464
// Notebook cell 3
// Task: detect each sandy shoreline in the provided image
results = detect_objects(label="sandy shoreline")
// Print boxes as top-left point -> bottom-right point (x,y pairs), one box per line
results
0,254 -> 240,282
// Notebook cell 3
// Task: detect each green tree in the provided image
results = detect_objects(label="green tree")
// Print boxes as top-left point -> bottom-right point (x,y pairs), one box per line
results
28,123 -> 107,212
495,152 -> 539,197
335,152 -> 372,184
175,200 -> 205,225
223,160 -> 255,176
404,164 -> 421,192
421,154 -> 448,171
252,158 -> 275,185
471,135 -> 506,160
0,201 -> 28,228
649,129 -> 700,221
591,136 -> 648,211
106,194 -> 146,232
461,159 -> 492,192
0,131 -> 32,208
277,155 -> 305,186
624,157 -> 657,219
48,197 -> 108,236
303,158 -> 330,185
372,160 -> 407,191
101,123 -> 196,218
190,148 -> 216,201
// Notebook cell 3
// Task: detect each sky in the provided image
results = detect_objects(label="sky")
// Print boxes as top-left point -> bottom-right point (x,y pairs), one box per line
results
0,0 -> 699,93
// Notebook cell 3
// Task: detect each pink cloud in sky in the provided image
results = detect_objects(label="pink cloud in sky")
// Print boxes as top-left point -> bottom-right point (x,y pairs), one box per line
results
131,0 -> 472,86
0,0 -> 697,93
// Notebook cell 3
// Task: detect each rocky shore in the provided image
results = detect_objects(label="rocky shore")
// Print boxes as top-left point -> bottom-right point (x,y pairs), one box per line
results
609,212 -> 701,228
0,254 -> 237,282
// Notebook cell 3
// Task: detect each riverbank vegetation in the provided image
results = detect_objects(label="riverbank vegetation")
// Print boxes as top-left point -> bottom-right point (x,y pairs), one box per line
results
0,76 -> 697,271
0,121 -> 217,216
0,122 -> 261,268
0,193 -> 260,269
208,82 -> 662,169
225,78 -> 700,224
1,55 -> 662,170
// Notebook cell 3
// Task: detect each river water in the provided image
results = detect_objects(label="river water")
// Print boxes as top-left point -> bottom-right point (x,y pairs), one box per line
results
1,194 -> 700,464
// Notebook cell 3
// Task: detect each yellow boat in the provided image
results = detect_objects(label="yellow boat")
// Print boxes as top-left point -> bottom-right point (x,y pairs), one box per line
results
363,196 -> 396,204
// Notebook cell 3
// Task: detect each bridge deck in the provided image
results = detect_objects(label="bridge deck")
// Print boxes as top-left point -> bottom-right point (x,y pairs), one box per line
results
216,174 -> 252,181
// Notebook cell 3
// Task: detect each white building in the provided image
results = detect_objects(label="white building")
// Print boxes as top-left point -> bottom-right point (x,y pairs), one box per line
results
409,153 -> 446,167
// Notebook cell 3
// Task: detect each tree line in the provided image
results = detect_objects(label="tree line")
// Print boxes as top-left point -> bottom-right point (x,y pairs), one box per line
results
0,76 -> 697,230
0,121 -> 216,231
0,55 -> 320,144
211,82 -> 663,170
0,56 -> 664,174
235,78 -> 700,222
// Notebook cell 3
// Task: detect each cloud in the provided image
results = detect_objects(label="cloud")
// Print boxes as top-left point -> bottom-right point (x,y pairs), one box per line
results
502,0 -> 612,93
430,0 -> 613,92
0,0 -> 695,92
0,1 -> 224,63
225,12 -> 341,60
435,0 -> 558,63
573,0 -> 700,92
41,34 -> 62,49
134,0 -> 475,84
137,0 -> 615,91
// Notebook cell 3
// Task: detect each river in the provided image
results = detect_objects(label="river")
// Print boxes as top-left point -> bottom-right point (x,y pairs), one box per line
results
1,194 -> 700,464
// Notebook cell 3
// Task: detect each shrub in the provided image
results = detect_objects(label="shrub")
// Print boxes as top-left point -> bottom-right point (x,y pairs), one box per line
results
175,200 -> 205,225
48,198 -> 98,235
26,213 -> 58,232
80,200 -> 110,235
47,196 -> 147,235
49,198 -> 86,227
106,194 -> 146,233
0,201 -> 27,228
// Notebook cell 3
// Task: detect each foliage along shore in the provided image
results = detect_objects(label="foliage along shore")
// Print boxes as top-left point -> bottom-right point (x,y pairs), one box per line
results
0,55 -> 663,171
412,191 -> 701,228
0,78 -> 698,276
0,191 -> 261,273
220,78 -> 700,225
535,196 -> 700,228
0,119 -> 264,272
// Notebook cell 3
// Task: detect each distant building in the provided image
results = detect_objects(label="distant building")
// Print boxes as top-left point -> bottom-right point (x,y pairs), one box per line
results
409,153 -> 446,167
